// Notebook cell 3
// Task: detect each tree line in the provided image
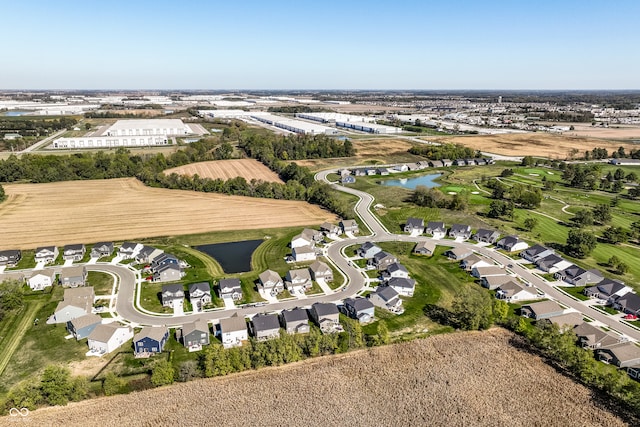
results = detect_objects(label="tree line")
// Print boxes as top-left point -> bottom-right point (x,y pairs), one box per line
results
408,143 -> 480,160
0,117 -> 77,137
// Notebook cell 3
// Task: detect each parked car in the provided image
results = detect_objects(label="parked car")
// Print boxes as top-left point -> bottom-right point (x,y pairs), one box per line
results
623,314 -> 638,320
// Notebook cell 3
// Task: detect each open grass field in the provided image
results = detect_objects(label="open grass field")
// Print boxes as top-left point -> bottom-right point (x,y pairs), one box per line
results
432,133 -> 639,158
16,329 -> 631,427
164,159 -> 284,183
551,123 -> 640,140
0,178 -> 337,250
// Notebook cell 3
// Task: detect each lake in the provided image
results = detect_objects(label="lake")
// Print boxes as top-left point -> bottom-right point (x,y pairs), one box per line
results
379,173 -> 442,189
4,111 -> 31,117
196,239 -> 263,274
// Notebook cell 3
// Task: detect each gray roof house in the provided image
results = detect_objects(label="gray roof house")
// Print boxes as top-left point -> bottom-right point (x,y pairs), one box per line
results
482,275 -> 515,290
521,300 -> 564,320
554,265 -> 604,287
473,229 -> 501,244
573,322 -> 622,349
386,277 -> 416,297
495,236 -> 529,252
584,279 -> 630,301
382,262 -> 409,280
444,247 -> 473,260
612,292 -> 640,315
357,242 -> 382,259
250,313 -> 281,341
495,281 -> 538,302
136,245 -> 164,264
310,303 -> 342,333
153,263 -> 184,283
425,221 -> 447,238
520,244 -> 555,262
404,217 -> 425,234
596,342 -> 640,368
460,254 -> 490,271
35,246 -> 58,264
471,265 -> 505,279
49,287 -> 95,324
368,251 -> 398,271
188,282 -> 212,309
258,270 -> 285,296
63,244 -> 86,261
368,286 -> 404,314
219,314 -> 248,348
179,319 -> 210,351
161,283 -> 185,308
280,308 -> 310,334
343,298 -> 375,324
309,260 -> 333,282
133,326 -> 169,356
67,313 -> 102,340
91,242 -> 114,258
413,241 -> 436,256
535,254 -> 568,273
218,278 -> 243,301
0,249 -> 21,267
285,268 -> 313,294
340,219 -> 359,235
119,241 -> 142,259
60,266 -> 87,287
320,222 -> 341,236
546,312 -> 585,330
449,224 -> 472,240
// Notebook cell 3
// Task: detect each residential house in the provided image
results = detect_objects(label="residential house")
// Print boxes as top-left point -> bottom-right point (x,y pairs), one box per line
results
219,314 -> 248,348
285,268 -> 313,294
449,224 -> 472,240
280,308 -> 310,334
153,263 -> 184,283
425,221 -> 447,239
584,279 -> 630,301
520,244 -> 555,263
554,265 -> 604,287
136,246 -> 164,264
471,265 -> 505,279
460,254 -> 491,271
535,254 -> 570,273
310,303 -> 341,333
413,241 -> 436,256
320,222 -> 341,237
118,242 -> 143,259
386,277 -> 416,297
453,159 -> 466,166
521,300 -> 564,320
35,246 -> 58,264
87,323 -> 134,355
495,281 -> 538,302
573,322 -> 622,349
290,234 -> 314,249
368,251 -> 398,271
376,168 -> 390,176
49,287 -> 95,324
612,292 -> 640,315
309,260 -> 333,282
179,320 -> 210,351
482,274 -> 515,290
343,298 -> 375,324
63,244 -> 86,261
341,175 -> 356,184
353,168 -> 366,177
161,283 -> 184,308
302,228 -> 324,243
382,262 -> 409,280
546,312 -> 585,330
404,217 -> 425,234
340,219 -> 359,235
495,236 -> 529,252
150,253 -> 180,270
67,313 -> 102,340
250,313 -> 281,341
90,242 -> 114,258
596,343 -> 640,368
218,278 -> 243,301
188,282 -> 212,310
368,286 -> 404,314
393,164 -> 409,172
429,160 -> 444,168
473,229 -> 501,244
357,242 -> 382,259
444,247 -> 473,260
441,159 -> 453,167
28,269 -> 56,291
133,326 -> 169,357
60,266 -> 87,287
258,270 -> 284,296
0,249 -> 21,267
292,245 -> 316,262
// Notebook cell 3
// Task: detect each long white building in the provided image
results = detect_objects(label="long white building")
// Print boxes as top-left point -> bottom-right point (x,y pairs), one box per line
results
51,135 -> 170,149
249,113 -> 338,135
296,112 -> 401,134
102,119 -> 191,136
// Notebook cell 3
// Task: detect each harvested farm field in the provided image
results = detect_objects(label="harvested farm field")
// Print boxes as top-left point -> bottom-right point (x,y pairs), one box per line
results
0,178 -> 336,249
17,329 -> 630,427
434,133 -> 639,158
164,159 -> 283,183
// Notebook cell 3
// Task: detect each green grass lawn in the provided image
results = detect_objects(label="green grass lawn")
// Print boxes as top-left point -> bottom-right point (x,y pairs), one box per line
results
559,286 -> 590,301
139,282 -> 173,314
87,271 -> 115,295
594,305 -> 619,315
9,250 -> 36,270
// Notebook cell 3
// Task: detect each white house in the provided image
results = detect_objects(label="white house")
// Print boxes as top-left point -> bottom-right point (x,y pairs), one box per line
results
292,245 -> 316,262
291,234 -> 314,249
87,323 -> 134,355
219,314 -> 248,349
28,269 -> 56,291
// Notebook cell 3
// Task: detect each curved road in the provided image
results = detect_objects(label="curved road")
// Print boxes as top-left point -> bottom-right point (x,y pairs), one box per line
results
85,168 -> 640,343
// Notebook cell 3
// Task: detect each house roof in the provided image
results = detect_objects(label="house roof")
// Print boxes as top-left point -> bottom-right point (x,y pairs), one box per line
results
340,219 -> 357,228
414,241 -> 436,252
360,241 -> 380,252
523,300 -> 563,316
93,242 -> 114,249
522,244 -> 552,257
252,313 -> 280,332
88,322 -> 130,342
593,279 -> 626,296
162,283 -> 184,295
259,270 -> 281,285
287,268 -> 312,281
474,229 -> 499,239
373,251 -> 395,262
64,244 -> 85,252
573,322 -> 620,347
537,254 -> 565,267
497,235 -> 521,248
137,245 -> 157,257
35,246 -> 56,254
0,249 -> 21,258
598,342 -> 640,363
120,241 -> 139,251
134,326 -> 168,343
473,266 -> 505,276
373,286 -> 399,302
70,313 -> 102,329
614,292 -> 640,312
219,278 -> 241,289
312,302 -> 339,317
385,262 -> 408,274
446,247 -> 472,259
387,277 -> 416,289
60,266 -> 86,279
309,260 -> 331,274
483,275 -> 514,286
30,268 -> 56,279
182,319 -> 209,336
320,222 -> 339,231
426,221 -> 446,231
281,307 -> 308,323
63,286 -> 94,300
344,297 -> 374,312
301,228 -> 321,239
462,254 -> 483,265
219,313 -> 247,332
188,282 -> 211,294
405,217 -> 424,228
547,312 -> 584,328
293,245 -> 315,255
450,223 -> 471,233
497,281 -> 531,297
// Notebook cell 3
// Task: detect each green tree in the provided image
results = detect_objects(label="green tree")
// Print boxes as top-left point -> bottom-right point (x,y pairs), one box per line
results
572,209 -> 594,227
5,380 -> 43,410
592,203 -> 612,224
40,366 -> 72,406
608,256 -> 629,275
150,359 -> 175,386
200,344 -> 232,377
177,360 -> 201,382
451,291 -> 494,330
376,320 -> 390,345
566,228 -> 597,258
602,226 -> 628,244
612,180 -> 624,193
69,376 -> 89,402
0,183 -> 5,202
523,217 -> 539,232
103,372 -> 126,396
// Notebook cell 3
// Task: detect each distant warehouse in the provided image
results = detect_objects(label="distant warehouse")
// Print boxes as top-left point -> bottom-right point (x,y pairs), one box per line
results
296,112 -> 401,134
250,113 -> 338,135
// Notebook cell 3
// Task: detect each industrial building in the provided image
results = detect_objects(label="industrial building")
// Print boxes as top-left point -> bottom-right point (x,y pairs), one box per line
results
51,135 -> 170,149
199,110 -> 254,119
296,112 -> 401,134
103,119 -> 191,137
250,113 -> 338,135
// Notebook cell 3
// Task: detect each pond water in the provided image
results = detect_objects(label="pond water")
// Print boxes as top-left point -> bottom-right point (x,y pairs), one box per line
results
196,239 -> 263,274
379,173 -> 441,190
4,111 -> 31,117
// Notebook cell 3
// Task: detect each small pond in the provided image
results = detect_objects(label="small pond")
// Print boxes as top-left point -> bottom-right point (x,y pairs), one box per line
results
3,111 -> 31,117
196,239 -> 263,274
379,173 -> 441,189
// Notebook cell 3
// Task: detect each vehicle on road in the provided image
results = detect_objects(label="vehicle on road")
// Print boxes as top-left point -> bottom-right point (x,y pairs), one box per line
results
623,314 -> 638,320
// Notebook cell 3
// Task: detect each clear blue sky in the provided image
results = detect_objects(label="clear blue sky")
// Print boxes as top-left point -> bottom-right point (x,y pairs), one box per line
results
1,0 -> 638,90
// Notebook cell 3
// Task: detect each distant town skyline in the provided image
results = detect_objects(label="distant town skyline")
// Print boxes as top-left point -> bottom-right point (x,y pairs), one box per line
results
2,0 -> 639,90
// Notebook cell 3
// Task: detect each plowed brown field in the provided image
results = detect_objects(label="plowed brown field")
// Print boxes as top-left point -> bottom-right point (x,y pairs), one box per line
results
0,178 -> 336,249
15,329 -> 630,427
164,159 -> 283,183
